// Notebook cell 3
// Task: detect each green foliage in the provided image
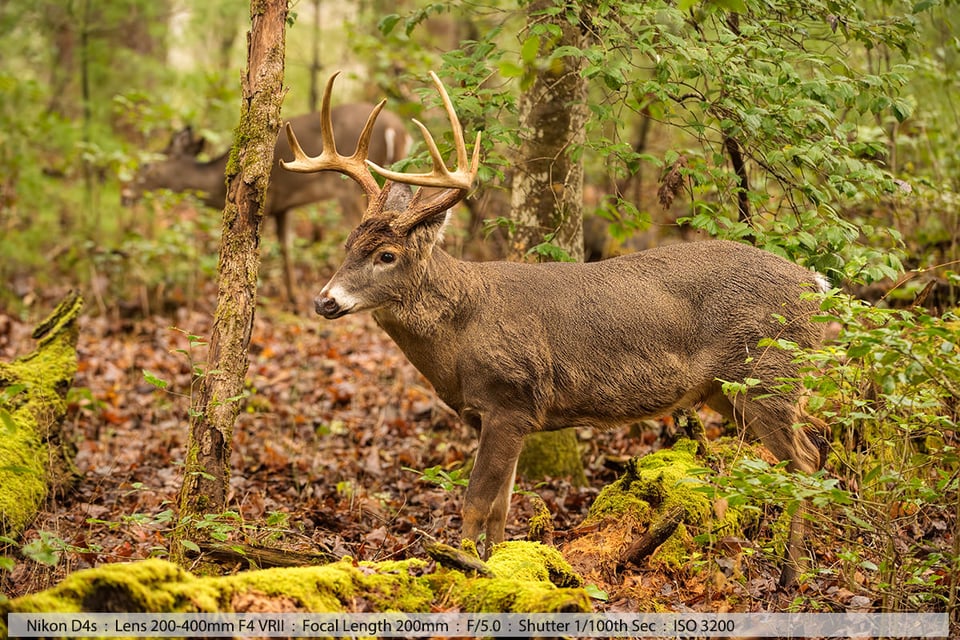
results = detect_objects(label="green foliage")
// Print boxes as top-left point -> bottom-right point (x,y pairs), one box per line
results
1,0 -> 954,310
582,0 -> 918,277
406,464 -> 469,491
527,236 -> 576,262
13,530 -> 105,569
375,0 -> 953,283
750,289 -> 959,604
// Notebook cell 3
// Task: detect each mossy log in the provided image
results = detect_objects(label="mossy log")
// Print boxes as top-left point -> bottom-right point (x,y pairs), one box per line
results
0,541 -> 592,635
562,438 -> 773,582
194,542 -> 337,569
0,291 -> 82,538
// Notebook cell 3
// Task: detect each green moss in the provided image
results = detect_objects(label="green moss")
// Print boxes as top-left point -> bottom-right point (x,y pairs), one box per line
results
456,576 -> 591,613
518,429 -> 587,485
451,542 -> 589,613
0,557 -> 435,621
214,557 -> 434,613
0,294 -> 81,537
486,541 -> 582,588
1,548 -> 593,625
1,559 -> 195,614
589,439 -> 713,524
0,398 -> 48,535
584,438 -> 759,570
459,538 -> 480,558
526,495 -> 555,542
645,522 -> 695,571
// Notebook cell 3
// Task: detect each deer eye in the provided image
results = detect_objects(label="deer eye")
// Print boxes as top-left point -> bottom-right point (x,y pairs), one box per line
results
378,251 -> 396,264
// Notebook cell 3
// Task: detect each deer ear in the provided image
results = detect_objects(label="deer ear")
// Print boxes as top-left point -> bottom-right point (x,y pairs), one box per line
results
389,183 -> 451,241
410,209 -> 451,246
168,127 -> 205,157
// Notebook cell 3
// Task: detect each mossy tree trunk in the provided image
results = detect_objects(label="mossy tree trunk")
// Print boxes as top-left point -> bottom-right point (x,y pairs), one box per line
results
174,0 -> 288,563
509,0 -> 591,488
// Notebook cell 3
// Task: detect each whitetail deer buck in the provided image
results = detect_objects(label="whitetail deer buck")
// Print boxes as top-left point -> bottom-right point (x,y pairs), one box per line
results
122,105 -> 410,304
284,72 -> 831,587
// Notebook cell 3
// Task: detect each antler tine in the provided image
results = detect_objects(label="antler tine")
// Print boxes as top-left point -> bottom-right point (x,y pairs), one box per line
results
280,71 -> 383,198
367,71 -> 480,192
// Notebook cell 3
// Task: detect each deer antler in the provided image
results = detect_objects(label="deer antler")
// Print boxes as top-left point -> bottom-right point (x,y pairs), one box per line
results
281,71 -> 481,231
281,72 -> 384,199
369,72 -> 481,231
368,72 -> 481,191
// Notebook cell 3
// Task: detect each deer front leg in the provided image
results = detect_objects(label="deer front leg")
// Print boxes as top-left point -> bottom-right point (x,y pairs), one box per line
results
461,416 -> 525,557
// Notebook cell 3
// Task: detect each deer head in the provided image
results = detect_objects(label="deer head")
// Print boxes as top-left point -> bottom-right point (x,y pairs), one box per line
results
281,72 -> 480,319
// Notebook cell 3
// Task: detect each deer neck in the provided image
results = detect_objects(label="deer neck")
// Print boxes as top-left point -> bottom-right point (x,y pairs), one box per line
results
374,248 -> 476,342
192,155 -> 230,209
157,154 -> 229,210
372,249 -> 477,410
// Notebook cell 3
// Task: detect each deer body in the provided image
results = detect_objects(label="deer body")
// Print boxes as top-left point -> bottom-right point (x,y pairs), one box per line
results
125,105 -> 409,303
340,237 -> 827,553
283,72 -> 829,587
375,243 -> 823,437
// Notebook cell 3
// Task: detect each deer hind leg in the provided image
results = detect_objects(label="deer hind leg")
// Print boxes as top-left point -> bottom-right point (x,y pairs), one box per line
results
708,389 -> 827,587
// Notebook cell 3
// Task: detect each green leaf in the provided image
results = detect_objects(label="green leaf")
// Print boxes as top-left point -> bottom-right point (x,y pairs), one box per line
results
142,369 -> 168,390
0,464 -> 35,474
22,536 -> 60,566
0,383 -> 26,405
528,241 -> 574,262
498,61 -> 523,79
584,583 -> 609,601
181,539 -> 201,553
891,98 -> 912,122
521,36 -> 540,65
377,14 -> 402,35
0,408 -> 17,435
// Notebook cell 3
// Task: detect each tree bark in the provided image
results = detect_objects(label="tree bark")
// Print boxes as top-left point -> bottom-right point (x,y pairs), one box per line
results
507,0 -> 589,262
174,0 -> 288,564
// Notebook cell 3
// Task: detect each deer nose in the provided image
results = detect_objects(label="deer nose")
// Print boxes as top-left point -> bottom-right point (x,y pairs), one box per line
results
315,296 -> 341,318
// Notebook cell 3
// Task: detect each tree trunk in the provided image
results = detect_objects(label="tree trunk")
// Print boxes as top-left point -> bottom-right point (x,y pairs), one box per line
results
510,0 -> 591,487
174,0 -> 288,564
507,0 -> 589,263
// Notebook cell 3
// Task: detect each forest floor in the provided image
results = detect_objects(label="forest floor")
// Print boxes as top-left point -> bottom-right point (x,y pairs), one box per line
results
0,267 -> 949,618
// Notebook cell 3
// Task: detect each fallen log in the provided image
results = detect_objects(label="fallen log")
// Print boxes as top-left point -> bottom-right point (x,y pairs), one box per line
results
0,291 -> 83,538
0,541 -> 591,626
